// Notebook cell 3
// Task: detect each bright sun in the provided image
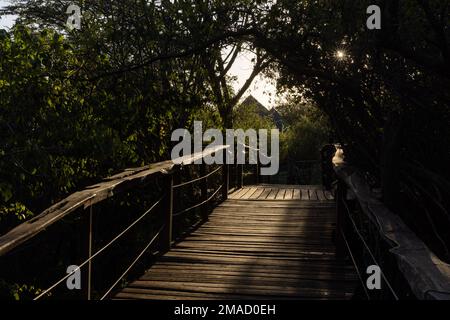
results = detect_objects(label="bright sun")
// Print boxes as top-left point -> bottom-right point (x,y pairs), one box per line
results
335,50 -> 346,60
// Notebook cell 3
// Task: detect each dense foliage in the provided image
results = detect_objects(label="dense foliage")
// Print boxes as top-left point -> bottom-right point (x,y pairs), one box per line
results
233,100 -> 276,132
278,98 -> 330,162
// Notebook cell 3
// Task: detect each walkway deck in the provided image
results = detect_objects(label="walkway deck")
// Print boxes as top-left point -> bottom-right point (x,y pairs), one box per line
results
115,185 -> 357,300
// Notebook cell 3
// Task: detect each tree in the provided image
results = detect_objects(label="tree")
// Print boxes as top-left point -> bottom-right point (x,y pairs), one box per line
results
201,43 -> 271,128
277,97 -> 331,162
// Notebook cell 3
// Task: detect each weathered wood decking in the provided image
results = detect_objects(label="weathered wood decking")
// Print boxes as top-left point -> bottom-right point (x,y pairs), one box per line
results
115,185 -> 357,300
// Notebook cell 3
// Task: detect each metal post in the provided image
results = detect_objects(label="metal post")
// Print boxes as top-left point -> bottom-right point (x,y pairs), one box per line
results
200,163 -> 208,220
238,164 -> 243,189
161,173 -> 174,253
222,147 -> 230,200
87,205 -> 92,300
234,138 -> 242,189
82,204 -> 93,300
222,164 -> 229,201
254,138 -> 260,184
254,163 -> 259,184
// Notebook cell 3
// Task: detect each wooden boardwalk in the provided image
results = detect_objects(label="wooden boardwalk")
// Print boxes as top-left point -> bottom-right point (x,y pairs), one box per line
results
115,185 -> 357,300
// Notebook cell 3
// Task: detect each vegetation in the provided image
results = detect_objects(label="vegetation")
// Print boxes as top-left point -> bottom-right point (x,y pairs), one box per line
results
233,97 -> 277,132
278,97 -> 331,162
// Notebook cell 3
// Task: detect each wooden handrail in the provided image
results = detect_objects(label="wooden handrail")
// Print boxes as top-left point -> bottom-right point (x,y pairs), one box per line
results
0,145 -> 229,257
333,146 -> 450,300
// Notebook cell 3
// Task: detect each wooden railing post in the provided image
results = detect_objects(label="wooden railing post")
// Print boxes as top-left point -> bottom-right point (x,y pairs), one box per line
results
222,149 -> 230,200
254,156 -> 260,184
200,163 -> 209,220
87,205 -> 93,300
336,179 -> 347,260
160,172 -> 174,253
222,164 -> 229,201
81,204 -> 93,300
237,164 -> 243,189
254,139 -> 260,184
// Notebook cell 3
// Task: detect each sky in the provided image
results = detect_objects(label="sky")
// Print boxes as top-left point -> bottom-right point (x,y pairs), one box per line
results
0,0 -> 15,29
0,0 -> 279,109
228,50 -> 279,109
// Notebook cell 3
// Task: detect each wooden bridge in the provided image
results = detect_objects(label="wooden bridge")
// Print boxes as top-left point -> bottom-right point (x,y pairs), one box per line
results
116,185 -> 356,300
1,145 -> 450,300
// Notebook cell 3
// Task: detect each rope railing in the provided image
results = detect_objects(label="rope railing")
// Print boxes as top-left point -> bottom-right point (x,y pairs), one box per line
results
173,183 -> 224,217
173,165 -> 222,189
100,224 -> 165,300
33,195 -> 165,300
340,228 -> 370,299
338,189 -> 399,300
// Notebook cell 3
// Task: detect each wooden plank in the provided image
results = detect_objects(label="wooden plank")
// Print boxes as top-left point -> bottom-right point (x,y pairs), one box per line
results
309,189 -> 319,200
301,189 -> 310,200
207,218 -> 335,224
284,189 -> 294,200
171,247 -> 336,258
210,208 -> 336,216
209,214 -> 335,220
233,188 -> 252,199
258,188 -> 272,200
117,287 -> 320,300
215,206 -> 334,213
249,188 -> 265,200
157,260 -> 350,278
240,187 -> 258,199
218,200 -> 334,208
204,218 -> 335,225
138,273 -> 357,290
115,291 -> 346,301
129,280 -> 354,298
163,251 -> 339,264
257,184 -> 322,190
174,243 -> 336,255
178,237 -> 335,248
148,264 -> 358,281
208,213 -> 335,220
199,223 -> 333,231
275,189 -> 286,200
188,234 -> 334,243
265,188 -> 278,200
190,230 -> 333,239
207,212 -> 335,219
152,261 -> 357,275
168,249 -> 334,260
199,224 -> 335,231
206,215 -> 335,223
229,188 -> 249,199
316,189 -> 327,201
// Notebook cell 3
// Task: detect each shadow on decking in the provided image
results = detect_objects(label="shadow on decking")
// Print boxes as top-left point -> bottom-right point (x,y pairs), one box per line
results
114,185 -> 358,300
